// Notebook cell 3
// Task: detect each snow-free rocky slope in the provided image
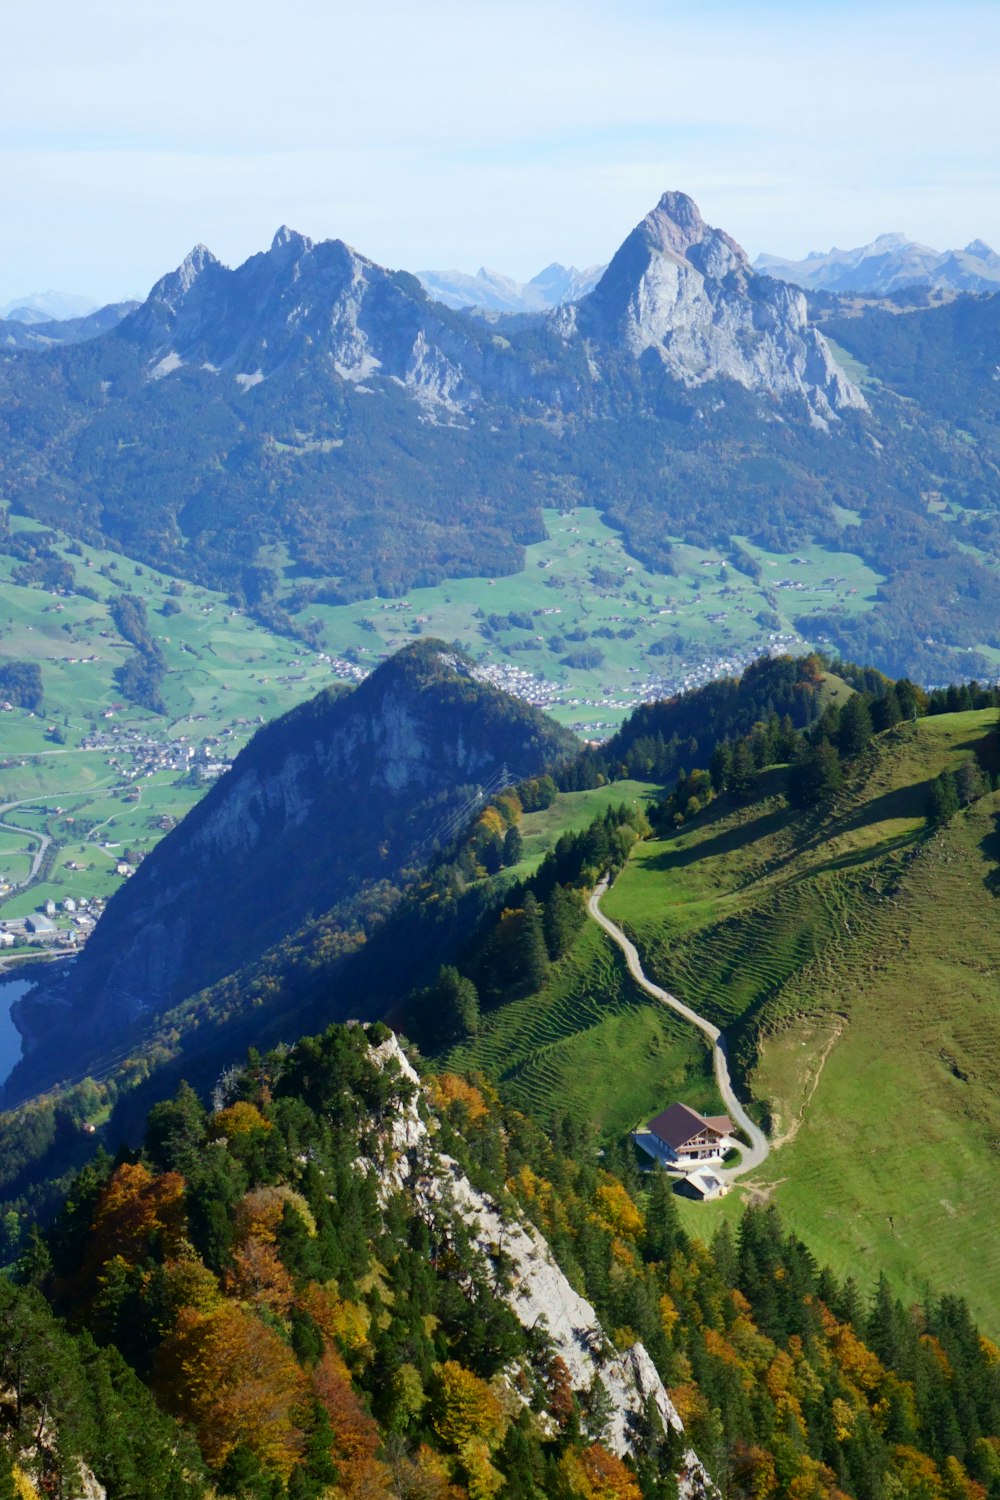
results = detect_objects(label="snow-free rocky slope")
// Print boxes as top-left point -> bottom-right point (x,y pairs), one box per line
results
11,643 -> 574,1087
579,191 -> 864,423
121,193 -> 862,422
370,1033 -> 715,1498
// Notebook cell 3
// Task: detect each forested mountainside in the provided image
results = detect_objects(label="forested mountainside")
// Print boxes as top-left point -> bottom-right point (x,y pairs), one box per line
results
3,652 -> 836,1128
2,193 -> 1000,679
9,1020 -> 1000,1500
9,641 -> 574,1098
4,650 -> 997,1242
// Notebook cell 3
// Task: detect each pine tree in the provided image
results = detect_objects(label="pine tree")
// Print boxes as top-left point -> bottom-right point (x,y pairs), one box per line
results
644,1167 -> 686,1266
729,740 -> 756,802
927,771 -> 960,823
955,758 -> 986,806
838,694 -> 873,757
543,884 -> 583,960
429,967 -> 480,1046
788,739 -> 842,807
871,685 -> 902,732
517,894 -> 549,992
502,825 -> 523,867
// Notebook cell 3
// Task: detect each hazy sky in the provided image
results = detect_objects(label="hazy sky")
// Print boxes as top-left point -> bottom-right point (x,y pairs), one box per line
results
2,0 -> 999,305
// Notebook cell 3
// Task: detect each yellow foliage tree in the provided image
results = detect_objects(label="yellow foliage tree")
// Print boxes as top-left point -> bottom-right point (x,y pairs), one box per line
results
207,1101 -> 273,1140
432,1362 -> 508,1453
593,1180 -> 644,1241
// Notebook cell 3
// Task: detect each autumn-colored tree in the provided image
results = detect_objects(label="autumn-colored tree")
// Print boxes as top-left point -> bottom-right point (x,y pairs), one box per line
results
298,1283 -> 372,1359
86,1162 -> 188,1274
207,1101 -> 273,1141
593,1180 -> 644,1242
156,1302 -> 307,1478
545,1355 -> 576,1431
560,1444 -> 641,1500
313,1346 -> 394,1500
429,1075 -> 490,1125
431,1362 -> 508,1453
235,1185 -> 315,1244
225,1236 -> 294,1315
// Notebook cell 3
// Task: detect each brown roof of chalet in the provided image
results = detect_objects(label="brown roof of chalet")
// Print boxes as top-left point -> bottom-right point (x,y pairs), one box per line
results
647,1103 -> 733,1149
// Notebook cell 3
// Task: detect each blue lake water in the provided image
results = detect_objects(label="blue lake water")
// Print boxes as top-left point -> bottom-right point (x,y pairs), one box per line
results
0,976 -> 29,1086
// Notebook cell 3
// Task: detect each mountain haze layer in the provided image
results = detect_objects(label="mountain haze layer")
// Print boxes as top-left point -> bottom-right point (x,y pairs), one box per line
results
417,260 -> 605,312
756,231 -> 1000,295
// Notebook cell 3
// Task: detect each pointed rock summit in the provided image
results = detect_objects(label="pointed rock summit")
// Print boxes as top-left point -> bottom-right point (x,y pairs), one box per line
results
583,190 -> 866,420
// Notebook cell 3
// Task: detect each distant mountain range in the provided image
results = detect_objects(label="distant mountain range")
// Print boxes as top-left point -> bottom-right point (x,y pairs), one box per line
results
2,190 -> 1000,684
416,260 -> 605,313
755,232 -> 1000,295
0,300 -> 138,350
0,290 -> 99,322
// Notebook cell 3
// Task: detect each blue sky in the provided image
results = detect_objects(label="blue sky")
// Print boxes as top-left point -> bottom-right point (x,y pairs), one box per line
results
2,0 -> 999,304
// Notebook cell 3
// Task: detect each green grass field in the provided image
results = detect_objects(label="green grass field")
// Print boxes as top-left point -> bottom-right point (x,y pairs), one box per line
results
512,779 -> 658,877
443,921 -> 721,1139
0,499 -> 887,922
596,709 -> 1000,1332
0,516 -> 339,916
274,506 -> 885,735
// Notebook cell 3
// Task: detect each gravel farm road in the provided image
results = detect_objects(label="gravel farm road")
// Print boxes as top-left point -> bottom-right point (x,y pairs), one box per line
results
588,877 -> 770,1182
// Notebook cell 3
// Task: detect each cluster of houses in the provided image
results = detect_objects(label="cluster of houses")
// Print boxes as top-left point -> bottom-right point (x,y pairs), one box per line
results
639,1102 -> 736,1201
0,892 -> 107,951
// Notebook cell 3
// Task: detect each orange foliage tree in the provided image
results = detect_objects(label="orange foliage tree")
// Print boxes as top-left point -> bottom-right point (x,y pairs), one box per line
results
156,1302 -> 307,1478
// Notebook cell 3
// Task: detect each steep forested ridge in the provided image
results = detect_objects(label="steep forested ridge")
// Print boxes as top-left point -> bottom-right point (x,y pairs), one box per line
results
10,1021 -> 1000,1500
8,641 -> 575,1101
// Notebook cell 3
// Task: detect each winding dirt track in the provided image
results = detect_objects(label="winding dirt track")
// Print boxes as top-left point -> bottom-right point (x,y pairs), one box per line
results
588,878 -> 770,1182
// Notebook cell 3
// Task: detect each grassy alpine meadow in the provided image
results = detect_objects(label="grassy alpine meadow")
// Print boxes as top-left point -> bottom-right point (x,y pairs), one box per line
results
442,920 -> 722,1139
276,505 -> 885,735
511,777 -> 659,876
600,708 -> 1000,1331
0,498 -> 882,921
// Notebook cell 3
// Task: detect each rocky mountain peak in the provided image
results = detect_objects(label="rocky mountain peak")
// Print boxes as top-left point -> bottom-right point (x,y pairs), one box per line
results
582,191 -> 865,420
174,242 -> 220,291
642,190 -> 716,258
270,224 -> 314,257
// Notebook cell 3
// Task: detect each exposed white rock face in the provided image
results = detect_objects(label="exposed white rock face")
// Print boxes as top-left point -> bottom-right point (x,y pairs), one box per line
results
121,195 -> 863,426
129,229 -> 482,410
581,191 -> 866,422
367,1036 -> 716,1499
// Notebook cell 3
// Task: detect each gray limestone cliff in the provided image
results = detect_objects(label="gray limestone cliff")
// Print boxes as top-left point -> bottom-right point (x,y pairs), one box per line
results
579,192 -> 866,423
367,1035 -> 716,1498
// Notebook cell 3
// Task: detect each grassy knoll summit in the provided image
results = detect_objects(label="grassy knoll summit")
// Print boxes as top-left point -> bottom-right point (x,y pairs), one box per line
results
602,706 -> 1000,1329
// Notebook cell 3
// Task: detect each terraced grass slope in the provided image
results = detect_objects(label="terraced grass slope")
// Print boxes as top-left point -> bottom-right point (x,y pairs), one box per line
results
443,921 -> 718,1139
602,709 -> 1000,1331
